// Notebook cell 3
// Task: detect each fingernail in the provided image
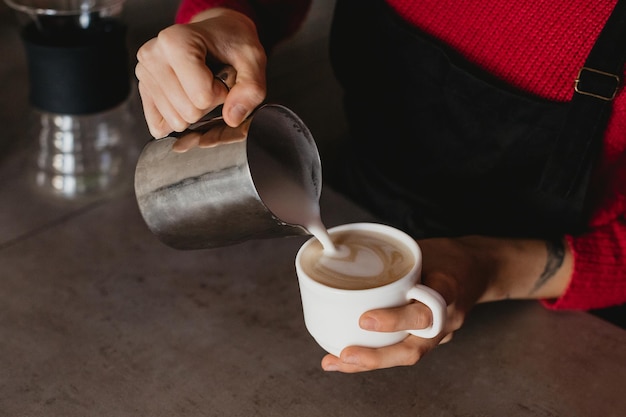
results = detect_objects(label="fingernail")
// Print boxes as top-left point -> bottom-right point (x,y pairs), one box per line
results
360,316 -> 378,331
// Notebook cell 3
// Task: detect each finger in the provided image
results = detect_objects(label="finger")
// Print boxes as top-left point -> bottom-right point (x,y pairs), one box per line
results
322,335 -> 441,373
137,80 -> 172,139
135,61 -> 189,134
360,301 -> 434,333
137,35 -> 206,131
161,32 -> 227,114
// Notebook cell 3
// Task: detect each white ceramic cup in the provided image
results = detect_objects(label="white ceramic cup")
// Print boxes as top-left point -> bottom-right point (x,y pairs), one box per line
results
295,222 -> 447,357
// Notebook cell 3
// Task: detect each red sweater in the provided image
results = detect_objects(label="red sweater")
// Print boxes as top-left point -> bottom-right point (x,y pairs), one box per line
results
176,0 -> 626,311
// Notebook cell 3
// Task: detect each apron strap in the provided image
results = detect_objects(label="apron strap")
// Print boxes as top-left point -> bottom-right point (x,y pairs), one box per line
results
539,0 -> 626,199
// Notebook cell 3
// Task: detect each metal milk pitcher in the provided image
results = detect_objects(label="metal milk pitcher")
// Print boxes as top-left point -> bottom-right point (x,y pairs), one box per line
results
134,103 -> 323,250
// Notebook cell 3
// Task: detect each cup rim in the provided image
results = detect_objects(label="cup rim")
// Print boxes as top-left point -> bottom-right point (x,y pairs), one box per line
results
295,222 -> 421,294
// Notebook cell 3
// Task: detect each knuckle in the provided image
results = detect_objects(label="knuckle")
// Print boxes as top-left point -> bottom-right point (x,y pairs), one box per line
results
358,355 -> 384,371
134,63 -> 145,80
403,347 -> 422,366
401,342 -> 428,366
169,117 -> 189,133
135,45 -> 149,63
178,104 -> 204,124
192,89 -> 215,110
136,38 -> 159,63
416,311 -> 433,330
246,82 -> 267,103
445,307 -> 466,332
156,26 -> 181,49
231,81 -> 265,110
407,302 -> 434,330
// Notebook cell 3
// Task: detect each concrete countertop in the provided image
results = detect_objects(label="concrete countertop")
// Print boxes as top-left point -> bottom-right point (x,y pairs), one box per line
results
1,1 -> 625,416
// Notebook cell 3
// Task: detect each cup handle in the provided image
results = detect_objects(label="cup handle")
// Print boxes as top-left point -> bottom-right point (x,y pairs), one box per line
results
405,285 -> 447,339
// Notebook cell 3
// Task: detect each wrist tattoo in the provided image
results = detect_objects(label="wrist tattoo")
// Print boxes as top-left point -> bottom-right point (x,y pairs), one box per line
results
531,239 -> 565,295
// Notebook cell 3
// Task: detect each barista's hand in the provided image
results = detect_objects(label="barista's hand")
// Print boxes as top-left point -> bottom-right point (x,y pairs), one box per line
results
136,8 -> 267,138
320,235 -> 573,373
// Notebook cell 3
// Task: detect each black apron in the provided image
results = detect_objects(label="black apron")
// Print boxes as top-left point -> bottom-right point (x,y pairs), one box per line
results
328,0 -> 626,240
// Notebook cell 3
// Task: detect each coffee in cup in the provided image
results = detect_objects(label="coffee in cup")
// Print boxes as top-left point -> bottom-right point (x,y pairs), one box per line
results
295,222 -> 446,357
298,228 -> 414,290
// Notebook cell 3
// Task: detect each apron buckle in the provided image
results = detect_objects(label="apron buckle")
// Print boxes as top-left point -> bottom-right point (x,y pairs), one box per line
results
574,66 -> 621,101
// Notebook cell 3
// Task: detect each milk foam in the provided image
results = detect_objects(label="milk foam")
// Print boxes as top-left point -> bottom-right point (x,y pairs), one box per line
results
300,229 -> 415,290
318,244 -> 384,277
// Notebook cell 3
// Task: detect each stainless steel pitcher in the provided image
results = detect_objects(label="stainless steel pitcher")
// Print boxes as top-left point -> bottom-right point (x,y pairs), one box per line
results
134,103 -> 322,250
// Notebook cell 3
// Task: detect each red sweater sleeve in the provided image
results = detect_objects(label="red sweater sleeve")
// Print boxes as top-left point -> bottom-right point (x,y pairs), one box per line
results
176,0 -> 255,24
544,96 -> 626,311
544,217 -> 626,311
175,0 -> 312,50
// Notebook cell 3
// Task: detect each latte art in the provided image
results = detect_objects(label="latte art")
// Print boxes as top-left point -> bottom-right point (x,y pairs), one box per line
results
299,229 -> 415,290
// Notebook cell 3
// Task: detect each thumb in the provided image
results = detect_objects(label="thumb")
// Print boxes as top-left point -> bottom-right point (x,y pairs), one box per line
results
221,68 -> 266,127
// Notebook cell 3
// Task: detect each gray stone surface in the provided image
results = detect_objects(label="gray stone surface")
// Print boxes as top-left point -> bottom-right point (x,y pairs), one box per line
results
1,1 -> 625,416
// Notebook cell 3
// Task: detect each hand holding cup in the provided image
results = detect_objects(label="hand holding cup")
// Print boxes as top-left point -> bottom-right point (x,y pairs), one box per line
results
296,222 -> 447,358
